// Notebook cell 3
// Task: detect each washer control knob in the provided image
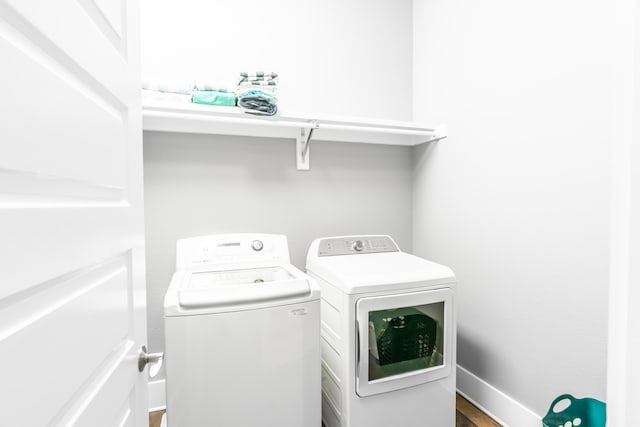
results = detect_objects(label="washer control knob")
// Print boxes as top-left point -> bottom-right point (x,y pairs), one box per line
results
251,240 -> 264,251
352,240 -> 365,252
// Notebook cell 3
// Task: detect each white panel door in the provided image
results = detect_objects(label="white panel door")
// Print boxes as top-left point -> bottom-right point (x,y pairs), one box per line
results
0,0 -> 147,426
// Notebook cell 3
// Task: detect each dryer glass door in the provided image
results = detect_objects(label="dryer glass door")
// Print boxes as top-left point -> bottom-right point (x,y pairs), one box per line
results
355,288 -> 453,397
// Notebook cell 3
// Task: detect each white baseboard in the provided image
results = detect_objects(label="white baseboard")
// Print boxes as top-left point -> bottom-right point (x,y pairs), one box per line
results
148,378 -> 166,412
456,365 -> 541,427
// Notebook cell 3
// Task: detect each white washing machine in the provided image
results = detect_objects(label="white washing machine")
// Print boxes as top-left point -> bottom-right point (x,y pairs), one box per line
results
306,235 -> 456,427
164,234 -> 321,427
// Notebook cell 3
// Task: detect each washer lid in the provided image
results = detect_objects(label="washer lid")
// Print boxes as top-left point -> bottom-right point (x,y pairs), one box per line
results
186,266 -> 295,289
306,251 -> 455,294
178,266 -> 310,309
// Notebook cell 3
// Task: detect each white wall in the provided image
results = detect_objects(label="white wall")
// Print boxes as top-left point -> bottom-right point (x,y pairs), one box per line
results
607,0 -> 640,424
412,0 -> 613,421
140,0 -> 416,379
143,132 -> 414,377
140,0 -> 413,120
141,0 -> 635,419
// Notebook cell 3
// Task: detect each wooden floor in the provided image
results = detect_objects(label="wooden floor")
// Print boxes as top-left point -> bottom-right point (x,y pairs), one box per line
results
149,393 -> 501,427
149,411 -> 164,427
456,394 -> 502,427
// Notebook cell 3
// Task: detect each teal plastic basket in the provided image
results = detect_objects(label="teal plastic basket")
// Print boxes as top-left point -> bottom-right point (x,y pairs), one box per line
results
542,394 -> 606,427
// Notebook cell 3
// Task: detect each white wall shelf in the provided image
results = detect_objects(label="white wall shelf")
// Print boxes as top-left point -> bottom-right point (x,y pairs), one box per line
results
142,95 -> 446,170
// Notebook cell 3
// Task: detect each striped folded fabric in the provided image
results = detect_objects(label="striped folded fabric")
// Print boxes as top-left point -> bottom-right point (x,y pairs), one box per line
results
237,80 -> 278,86
240,71 -> 278,79
238,71 -> 279,86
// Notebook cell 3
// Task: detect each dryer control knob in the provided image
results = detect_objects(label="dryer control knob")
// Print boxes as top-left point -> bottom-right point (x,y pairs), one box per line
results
352,240 -> 364,252
251,240 -> 264,251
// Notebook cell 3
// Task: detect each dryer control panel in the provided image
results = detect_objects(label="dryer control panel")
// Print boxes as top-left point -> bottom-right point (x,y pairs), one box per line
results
317,235 -> 399,257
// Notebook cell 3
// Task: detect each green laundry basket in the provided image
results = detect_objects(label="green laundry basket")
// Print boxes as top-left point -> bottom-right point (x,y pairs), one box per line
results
542,394 -> 606,427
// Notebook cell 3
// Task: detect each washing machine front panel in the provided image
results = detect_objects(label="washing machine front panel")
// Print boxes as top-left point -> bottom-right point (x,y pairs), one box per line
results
355,287 -> 453,397
165,233 -> 322,427
165,300 -> 320,427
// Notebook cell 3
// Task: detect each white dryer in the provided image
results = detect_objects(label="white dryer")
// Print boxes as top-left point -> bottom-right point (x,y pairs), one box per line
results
306,235 -> 456,427
164,234 -> 321,427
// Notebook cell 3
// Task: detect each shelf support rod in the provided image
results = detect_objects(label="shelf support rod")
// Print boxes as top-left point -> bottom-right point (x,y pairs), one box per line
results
296,121 -> 319,170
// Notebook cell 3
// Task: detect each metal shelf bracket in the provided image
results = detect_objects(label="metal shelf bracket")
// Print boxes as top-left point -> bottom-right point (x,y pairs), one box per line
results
296,121 -> 319,170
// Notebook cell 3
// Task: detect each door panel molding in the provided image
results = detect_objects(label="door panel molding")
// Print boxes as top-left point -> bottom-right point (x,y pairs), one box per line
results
0,1 -> 126,110
0,5 -> 129,188
0,253 -> 135,425
76,0 -> 123,54
49,338 -> 135,426
0,252 -> 131,313
0,168 -> 125,208
0,0 -> 146,423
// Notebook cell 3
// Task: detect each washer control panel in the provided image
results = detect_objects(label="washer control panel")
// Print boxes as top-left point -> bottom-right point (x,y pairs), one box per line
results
176,234 -> 290,269
317,236 -> 399,257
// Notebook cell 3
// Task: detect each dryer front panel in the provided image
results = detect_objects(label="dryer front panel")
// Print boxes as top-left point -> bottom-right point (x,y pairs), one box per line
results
355,287 -> 453,397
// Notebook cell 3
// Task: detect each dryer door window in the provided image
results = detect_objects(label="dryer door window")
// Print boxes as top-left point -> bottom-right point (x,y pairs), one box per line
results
356,288 -> 453,397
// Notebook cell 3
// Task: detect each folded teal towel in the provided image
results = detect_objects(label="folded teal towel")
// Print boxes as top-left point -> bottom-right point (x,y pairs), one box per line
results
237,89 -> 278,116
191,90 -> 237,107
